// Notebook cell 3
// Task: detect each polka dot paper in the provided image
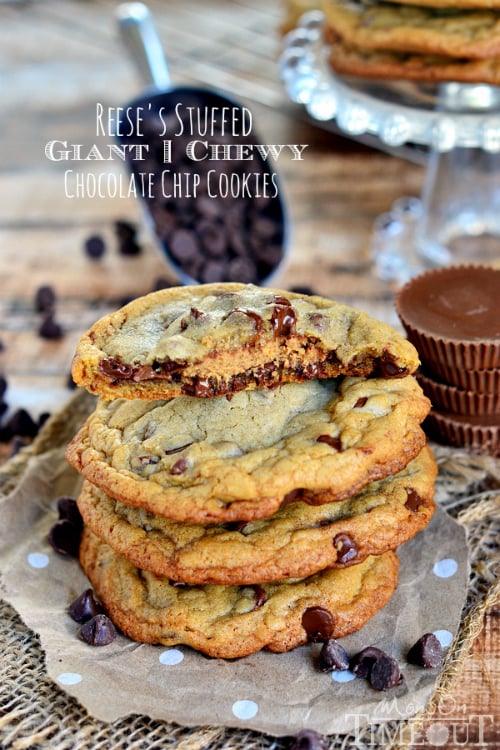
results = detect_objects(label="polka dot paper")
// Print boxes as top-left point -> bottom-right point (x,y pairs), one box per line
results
0,448 -> 469,737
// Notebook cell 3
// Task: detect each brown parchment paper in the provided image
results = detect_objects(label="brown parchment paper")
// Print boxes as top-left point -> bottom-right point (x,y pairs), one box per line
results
0,444 -> 469,737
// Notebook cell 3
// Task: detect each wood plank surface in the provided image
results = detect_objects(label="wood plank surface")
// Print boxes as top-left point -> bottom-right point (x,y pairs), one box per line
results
0,1 -> 497,748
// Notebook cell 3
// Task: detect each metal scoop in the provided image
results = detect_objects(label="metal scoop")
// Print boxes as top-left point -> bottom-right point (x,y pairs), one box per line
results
115,2 -> 288,285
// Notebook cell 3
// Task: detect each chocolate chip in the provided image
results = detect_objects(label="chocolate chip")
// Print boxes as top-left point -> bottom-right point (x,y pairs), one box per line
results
317,639 -> 350,672
227,256 -> 258,283
350,646 -> 386,679
407,633 -> 444,669
289,729 -> 328,750
404,488 -> 423,512
34,285 -> 56,313
316,434 -> 342,451
377,351 -> 409,379
369,654 -> 403,691
169,228 -> 200,263
69,588 -> 105,624
38,313 -> 63,340
270,296 -> 296,337
301,607 -> 333,642
115,219 -> 137,241
354,397 -> 368,408
252,585 -> 267,610
38,412 -> 51,431
48,519 -> 81,557
0,375 -> 7,399
333,533 -> 357,564
84,234 -> 106,259
9,436 -> 29,457
170,457 -> 188,475
7,408 -> 38,438
80,614 -> 117,646
57,497 -> 83,531
99,357 -> 134,380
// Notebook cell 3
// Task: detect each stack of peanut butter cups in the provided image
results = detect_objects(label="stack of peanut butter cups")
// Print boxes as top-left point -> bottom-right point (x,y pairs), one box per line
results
396,265 -> 500,457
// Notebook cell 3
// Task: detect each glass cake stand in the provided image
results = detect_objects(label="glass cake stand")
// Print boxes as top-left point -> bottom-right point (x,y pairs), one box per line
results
280,11 -> 500,283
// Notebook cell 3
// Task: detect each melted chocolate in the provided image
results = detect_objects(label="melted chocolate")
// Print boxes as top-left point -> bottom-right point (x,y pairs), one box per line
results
99,357 -> 134,380
270,296 -> 296,337
301,606 -> 333,642
404,488 -> 423,511
316,434 -> 342,451
354,397 -> 368,408
376,350 -> 410,379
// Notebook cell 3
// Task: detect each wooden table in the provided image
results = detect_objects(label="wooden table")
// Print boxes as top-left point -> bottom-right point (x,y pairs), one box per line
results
0,1 -> 497,748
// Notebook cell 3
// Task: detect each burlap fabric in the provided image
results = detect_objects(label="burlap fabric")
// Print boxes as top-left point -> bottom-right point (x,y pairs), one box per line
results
0,390 -> 498,750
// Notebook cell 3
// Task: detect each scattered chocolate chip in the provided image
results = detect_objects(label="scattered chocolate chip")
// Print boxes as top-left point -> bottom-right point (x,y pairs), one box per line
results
301,607 -> 333,642
404,488 -> 423,512
289,728 -> 327,750
407,633 -> 444,669
66,371 -> 78,390
7,408 -> 38,438
0,374 -> 7,398
80,614 -> 117,646
354,397 -> 368,408
37,411 -> 51,431
317,639 -> 350,672
9,436 -> 29,457
333,533 -> 357,564
48,519 -> 81,557
170,457 -> 188,475
34,284 -> 56,313
57,497 -> 83,531
84,234 -> 106,259
350,646 -> 386,679
69,588 -> 105,624
316,434 -> 342,451
38,312 -> 63,340
369,654 -> 403,691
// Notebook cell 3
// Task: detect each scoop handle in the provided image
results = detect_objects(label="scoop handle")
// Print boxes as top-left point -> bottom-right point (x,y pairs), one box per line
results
116,2 -> 171,90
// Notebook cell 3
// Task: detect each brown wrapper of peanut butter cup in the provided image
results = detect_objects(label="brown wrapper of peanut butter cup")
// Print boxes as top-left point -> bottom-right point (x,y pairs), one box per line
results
424,363 -> 500,393
395,266 -> 500,381
425,410 -> 500,458
417,370 -> 500,416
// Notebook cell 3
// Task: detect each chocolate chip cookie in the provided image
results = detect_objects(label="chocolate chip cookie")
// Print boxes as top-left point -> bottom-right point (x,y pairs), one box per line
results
76,446 -> 436,584
79,527 -> 399,658
66,375 -> 430,523
323,0 -> 500,59
326,39 -> 500,84
71,283 -> 419,400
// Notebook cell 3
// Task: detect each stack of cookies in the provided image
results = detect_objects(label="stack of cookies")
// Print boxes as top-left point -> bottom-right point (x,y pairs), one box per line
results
322,0 -> 500,85
66,283 -> 436,658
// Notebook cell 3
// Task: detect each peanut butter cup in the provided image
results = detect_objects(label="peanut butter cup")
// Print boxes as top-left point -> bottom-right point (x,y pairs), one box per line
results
396,265 -> 500,382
